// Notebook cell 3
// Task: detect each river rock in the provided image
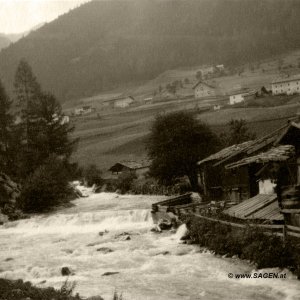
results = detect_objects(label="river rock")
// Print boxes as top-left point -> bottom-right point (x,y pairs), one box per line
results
157,219 -> 172,230
98,230 -> 109,236
0,213 -> 9,224
61,266 -> 74,276
86,297 -> 104,300
0,173 -> 21,202
154,251 -> 170,256
114,232 -> 133,240
4,257 -> 13,261
120,235 -> 131,241
102,271 -> 119,276
150,225 -> 162,233
96,247 -> 114,254
0,173 -> 22,221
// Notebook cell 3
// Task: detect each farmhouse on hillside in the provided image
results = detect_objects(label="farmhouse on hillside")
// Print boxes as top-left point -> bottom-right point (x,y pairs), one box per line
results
109,160 -> 151,178
271,74 -> 300,95
229,89 -> 256,105
193,81 -> 217,99
102,96 -> 135,109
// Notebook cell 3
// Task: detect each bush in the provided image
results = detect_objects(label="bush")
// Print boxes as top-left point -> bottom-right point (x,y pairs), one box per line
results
18,156 -> 72,213
189,216 -> 300,274
83,164 -> 103,187
0,278 -> 81,300
115,172 -> 137,194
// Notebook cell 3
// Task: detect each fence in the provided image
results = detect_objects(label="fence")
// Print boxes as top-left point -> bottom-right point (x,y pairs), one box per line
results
171,203 -> 300,240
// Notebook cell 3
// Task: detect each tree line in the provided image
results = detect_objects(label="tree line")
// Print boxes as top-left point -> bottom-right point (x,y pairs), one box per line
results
0,59 -> 78,214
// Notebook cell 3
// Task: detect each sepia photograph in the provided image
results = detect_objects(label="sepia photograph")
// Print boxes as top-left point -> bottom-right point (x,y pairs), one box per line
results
1,0 -> 300,299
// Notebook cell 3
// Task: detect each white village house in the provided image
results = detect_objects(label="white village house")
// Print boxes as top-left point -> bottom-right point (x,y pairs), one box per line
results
193,81 -> 217,99
74,105 -> 94,116
271,74 -> 300,95
213,105 -> 221,111
229,89 -> 256,105
102,96 -> 135,109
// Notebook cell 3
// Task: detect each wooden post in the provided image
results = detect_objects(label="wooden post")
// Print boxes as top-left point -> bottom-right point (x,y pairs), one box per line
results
283,223 -> 287,243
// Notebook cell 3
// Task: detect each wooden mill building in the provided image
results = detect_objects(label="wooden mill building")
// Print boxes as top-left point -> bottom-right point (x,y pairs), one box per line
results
197,117 -> 300,225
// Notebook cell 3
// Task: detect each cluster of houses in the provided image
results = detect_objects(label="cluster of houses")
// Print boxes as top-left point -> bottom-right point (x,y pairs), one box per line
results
193,73 -> 300,109
72,96 -> 136,116
197,115 -> 300,228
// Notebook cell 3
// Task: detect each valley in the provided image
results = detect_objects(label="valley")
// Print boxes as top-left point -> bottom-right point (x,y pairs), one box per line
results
68,50 -> 300,170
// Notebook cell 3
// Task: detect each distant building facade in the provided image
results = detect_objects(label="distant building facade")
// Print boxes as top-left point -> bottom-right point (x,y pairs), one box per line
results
109,160 -> 151,178
272,74 -> 300,95
229,89 -> 256,105
144,97 -> 153,104
74,105 -> 94,116
193,81 -> 217,99
213,105 -> 221,111
102,96 -> 135,109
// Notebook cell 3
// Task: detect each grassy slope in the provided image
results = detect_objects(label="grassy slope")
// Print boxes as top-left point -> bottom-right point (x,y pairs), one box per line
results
70,51 -> 300,170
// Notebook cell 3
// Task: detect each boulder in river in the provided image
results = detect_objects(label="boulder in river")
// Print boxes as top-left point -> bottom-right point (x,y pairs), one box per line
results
0,173 -> 23,221
98,230 -> 109,236
61,266 -> 74,276
154,251 -> 170,256
120,235 -> 131,241
158,219 -> 172,230
102,271 -> 119,276
114,232 -> 134,240
96,247 -> 114,254
0,213 -> 9,225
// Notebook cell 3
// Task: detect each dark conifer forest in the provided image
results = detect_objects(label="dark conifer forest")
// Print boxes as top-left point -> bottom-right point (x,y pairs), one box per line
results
0,0 -> 300,101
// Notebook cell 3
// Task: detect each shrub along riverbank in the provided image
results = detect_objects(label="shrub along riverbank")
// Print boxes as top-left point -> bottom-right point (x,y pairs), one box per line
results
188,216 -> 300,279
0,278 -> 83,300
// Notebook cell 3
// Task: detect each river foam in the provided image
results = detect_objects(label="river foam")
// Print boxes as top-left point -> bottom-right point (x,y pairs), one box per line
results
0,192 -> 299,300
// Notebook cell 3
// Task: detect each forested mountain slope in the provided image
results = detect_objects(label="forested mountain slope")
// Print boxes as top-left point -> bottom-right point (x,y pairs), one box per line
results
0,0 -> 299,101
0,35 -> 10,51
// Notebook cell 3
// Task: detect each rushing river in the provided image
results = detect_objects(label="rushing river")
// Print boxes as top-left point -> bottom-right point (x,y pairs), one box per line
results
0,190 -> 300,300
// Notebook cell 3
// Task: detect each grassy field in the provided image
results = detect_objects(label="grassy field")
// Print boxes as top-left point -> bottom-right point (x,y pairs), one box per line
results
72,100 -> 300,171
69,50 -> 300,171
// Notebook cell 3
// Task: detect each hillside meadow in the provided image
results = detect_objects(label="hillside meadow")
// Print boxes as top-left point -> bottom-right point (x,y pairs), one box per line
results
72,99 -> 300,171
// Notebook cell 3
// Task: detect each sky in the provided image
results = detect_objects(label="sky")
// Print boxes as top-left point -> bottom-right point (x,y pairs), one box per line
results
0,0 -> 90,34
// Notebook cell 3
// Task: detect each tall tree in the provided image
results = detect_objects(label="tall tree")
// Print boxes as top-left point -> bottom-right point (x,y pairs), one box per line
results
14,59 -> 42,175
147,111 -> 219,191
0,80 -> 13,174
13,60 -> 77,177
14,59 -> 41,117
35,92 -> 77,164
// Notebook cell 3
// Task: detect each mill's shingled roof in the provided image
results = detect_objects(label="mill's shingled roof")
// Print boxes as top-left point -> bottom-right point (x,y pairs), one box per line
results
223,193 -> 283,221
197,141 -> 254,166
226,145 -> 295,169
198,118 -> 300,168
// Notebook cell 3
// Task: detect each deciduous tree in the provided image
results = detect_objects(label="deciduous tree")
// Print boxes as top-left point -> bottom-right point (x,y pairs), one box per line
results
147,111 -> 219,191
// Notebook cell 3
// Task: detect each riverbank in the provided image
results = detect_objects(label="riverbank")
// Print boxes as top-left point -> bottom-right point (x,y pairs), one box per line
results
0,278 -> 84,300
188,215 -> 300,279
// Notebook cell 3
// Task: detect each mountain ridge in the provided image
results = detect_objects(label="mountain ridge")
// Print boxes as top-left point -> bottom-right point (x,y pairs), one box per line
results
0,0 -> 299,102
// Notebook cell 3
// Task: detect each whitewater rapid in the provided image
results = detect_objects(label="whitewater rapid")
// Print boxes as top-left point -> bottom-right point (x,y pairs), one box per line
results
0,191 -> 300,300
